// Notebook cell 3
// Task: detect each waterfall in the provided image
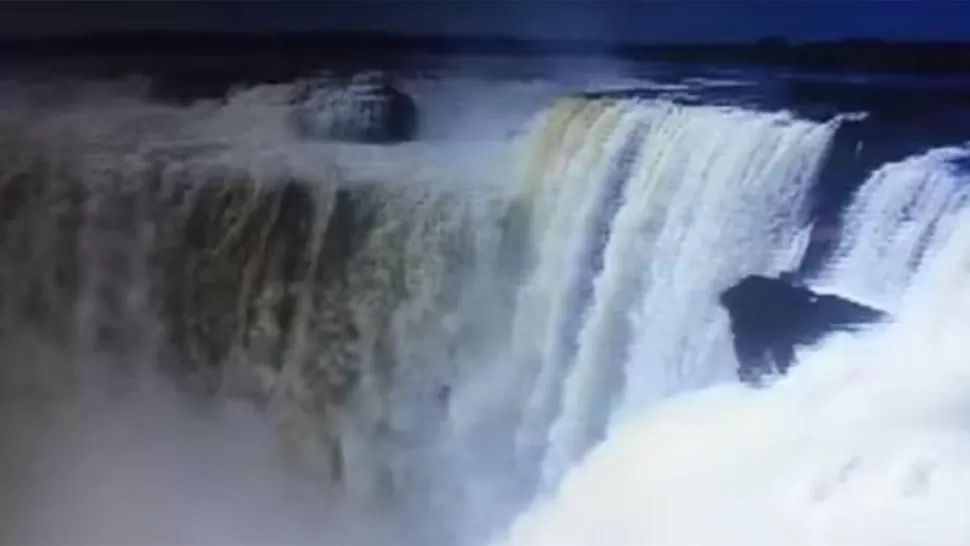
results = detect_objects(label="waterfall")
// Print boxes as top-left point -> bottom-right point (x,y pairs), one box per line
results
434,98 -> 845,543
812,145 -> 970,309
5,72 -> 970,546
0,79 -> 515,543
494,99 -> 842,492
493,145 -> 970,546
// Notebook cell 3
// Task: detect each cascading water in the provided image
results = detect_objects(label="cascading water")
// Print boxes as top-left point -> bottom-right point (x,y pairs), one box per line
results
812,145 -> 970,309
493,145 -> 970,546
436,98 -> 844,543
0,79 -> 515,544
515,100 -> 840,486
2,70 -> 969,546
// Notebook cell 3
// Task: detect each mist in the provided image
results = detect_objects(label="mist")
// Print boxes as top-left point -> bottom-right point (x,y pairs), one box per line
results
0,75 -> 453,546
0,340 -> 415,546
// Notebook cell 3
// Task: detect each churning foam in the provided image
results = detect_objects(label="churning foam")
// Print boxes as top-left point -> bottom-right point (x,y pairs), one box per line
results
493,149 -> 970,546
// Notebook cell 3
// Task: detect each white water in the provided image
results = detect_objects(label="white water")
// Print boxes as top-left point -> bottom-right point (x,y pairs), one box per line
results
0,76 -> 521,545
440,98 -> 845,543
494,146 -> 970,546
5,71 -> 970,546
501,99 -> 839,490
813,145 -> 970,309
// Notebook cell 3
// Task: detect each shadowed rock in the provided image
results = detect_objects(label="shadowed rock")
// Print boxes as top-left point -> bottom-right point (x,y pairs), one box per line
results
720,274 -> 888,386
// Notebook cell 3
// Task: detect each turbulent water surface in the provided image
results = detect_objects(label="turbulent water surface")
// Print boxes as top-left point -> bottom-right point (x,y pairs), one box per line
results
1,60 -> 969,546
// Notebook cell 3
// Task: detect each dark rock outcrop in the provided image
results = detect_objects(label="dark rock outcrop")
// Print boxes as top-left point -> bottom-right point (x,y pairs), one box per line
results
720,274 -> 887,386
290,71 -> 418,143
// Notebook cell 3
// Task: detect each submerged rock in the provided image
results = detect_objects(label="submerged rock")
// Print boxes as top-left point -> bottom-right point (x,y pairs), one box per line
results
290,71 -> 418,143
720,274 -> 887,386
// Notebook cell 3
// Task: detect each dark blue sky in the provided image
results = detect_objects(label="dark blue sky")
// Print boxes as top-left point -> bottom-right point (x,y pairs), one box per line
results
3,1 -> 970,43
